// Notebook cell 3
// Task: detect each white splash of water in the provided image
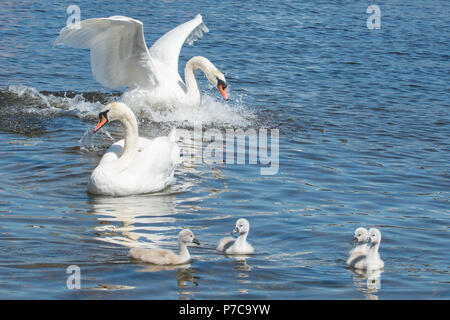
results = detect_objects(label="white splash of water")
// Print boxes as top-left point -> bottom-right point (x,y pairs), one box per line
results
5,85 -> 103,118
119,87 -> 256,127
3,85 -> 256,128
79,126 -> 115,152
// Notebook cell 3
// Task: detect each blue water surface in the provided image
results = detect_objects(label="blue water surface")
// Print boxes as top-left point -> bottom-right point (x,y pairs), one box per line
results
0,0 -> 448,299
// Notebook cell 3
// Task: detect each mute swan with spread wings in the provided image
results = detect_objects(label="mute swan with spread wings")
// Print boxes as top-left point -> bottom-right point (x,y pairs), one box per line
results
54,14 -> 229,108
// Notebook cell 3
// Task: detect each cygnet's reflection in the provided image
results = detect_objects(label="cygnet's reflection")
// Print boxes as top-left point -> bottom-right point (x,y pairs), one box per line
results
133,261 -> 199,299
177,266 -> 200,300
89,192 -> 177,249
351,268 -> 383,300
226,255 -> 252,272
134,262 -> 190,273
223,255 -> 252,294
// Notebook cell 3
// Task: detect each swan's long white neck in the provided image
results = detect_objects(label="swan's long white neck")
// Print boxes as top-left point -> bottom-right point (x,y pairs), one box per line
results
184,56 -> 215,107
116,106 -> 139,170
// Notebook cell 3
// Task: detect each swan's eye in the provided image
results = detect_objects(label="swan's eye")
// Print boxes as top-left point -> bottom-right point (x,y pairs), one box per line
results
217,78 -> 227,89
99,110 -> 109,120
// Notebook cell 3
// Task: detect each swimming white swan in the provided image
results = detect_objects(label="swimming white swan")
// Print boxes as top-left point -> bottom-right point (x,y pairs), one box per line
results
88,102 -> 180,196
346,227 -> 369,266
129,229 -> 200,265
352,228 -> 384,271
54,14 -> 229,108
217,218 -> 254,255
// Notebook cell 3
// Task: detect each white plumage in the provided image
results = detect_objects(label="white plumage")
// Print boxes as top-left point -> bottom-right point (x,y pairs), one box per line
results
217,218 -> 254,255
346,227 -> 370,267
349,228 -> 384,271
87,102 -> 180,196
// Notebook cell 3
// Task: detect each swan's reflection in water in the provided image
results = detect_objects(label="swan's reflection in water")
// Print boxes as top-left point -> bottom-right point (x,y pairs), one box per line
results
89,193 -> 177,249
351,268 -> 383,300
89,194 -> 201,298
225,255 -> 252,295
135,263 -> 199,299
176,266 -> 200,300
228,255 -> 252,271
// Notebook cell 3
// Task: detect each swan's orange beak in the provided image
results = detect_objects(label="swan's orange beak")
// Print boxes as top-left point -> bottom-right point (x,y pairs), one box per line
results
218,84 -> 229,101
93,115 -> 108,133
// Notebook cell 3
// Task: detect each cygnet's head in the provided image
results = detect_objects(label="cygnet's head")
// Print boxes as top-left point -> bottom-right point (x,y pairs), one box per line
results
353,227 -> 369,244
232,218 -> 250,235
368,228 -> 382,245
93,102 -> 131,133
179,229 -> 200,245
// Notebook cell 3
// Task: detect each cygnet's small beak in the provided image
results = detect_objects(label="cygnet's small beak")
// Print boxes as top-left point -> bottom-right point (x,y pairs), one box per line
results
232,227 -> 239,235
218,83 -> 229,101
94,115 -> 108,133
351,237 -> 357,246
192,238 -> 200,245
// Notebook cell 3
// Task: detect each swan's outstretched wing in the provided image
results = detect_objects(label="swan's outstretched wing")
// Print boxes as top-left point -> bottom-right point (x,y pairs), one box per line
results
54,16 -> 158,89
149,14 -> 209,77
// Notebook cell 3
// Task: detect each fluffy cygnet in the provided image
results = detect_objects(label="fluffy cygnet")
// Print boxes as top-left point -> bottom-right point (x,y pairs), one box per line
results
217,218 -> 254,255
346,227 -> 370,266
352,228 -> 384,271
129,229 -> 199,265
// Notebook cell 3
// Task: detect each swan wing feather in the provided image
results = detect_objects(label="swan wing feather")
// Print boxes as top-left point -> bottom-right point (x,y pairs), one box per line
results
217,237 -> 235,252
149,14 -> 209,77
54,16 -> 158,89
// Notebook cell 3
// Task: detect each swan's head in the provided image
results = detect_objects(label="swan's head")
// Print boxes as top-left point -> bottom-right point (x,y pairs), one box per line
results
210,70 -> 229,101
368,228 -> 382,246
93,102 -> 130,133
352,227 -> 370,245
232,218 -> 250,235
190,56 -> 229,101
179,229 -> 200,245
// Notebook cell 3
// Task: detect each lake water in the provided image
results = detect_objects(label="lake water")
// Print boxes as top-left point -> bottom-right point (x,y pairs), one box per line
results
0,0 -> 448,299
